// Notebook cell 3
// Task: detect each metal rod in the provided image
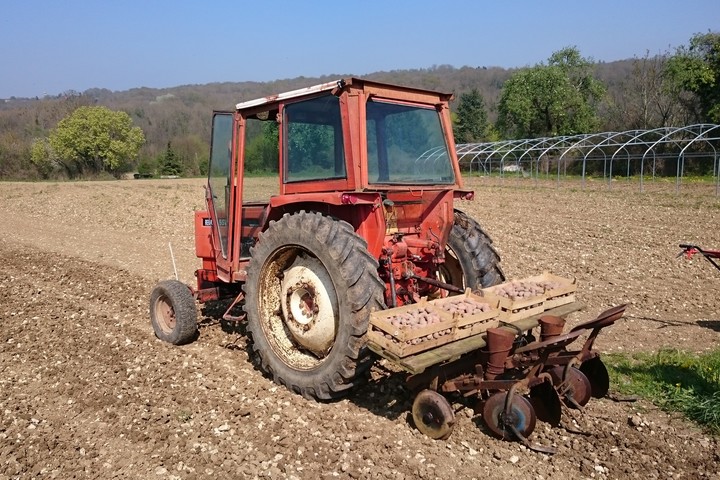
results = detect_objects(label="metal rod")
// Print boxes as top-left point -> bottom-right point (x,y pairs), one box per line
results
679,244 -> 720,272
410,274 -> 464,294
168,242 -> 179,281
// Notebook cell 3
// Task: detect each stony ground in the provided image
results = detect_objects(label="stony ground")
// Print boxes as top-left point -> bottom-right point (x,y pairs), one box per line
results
1,177 -> 719,479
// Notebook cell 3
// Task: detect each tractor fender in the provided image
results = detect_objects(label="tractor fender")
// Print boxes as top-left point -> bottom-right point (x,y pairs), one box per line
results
262,192 -> 386,257
268,191 -> 381,210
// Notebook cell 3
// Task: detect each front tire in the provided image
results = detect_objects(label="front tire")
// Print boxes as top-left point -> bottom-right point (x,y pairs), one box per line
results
150,280 -> 198,345
244,211 -> 385,400
441,210 -> 505,290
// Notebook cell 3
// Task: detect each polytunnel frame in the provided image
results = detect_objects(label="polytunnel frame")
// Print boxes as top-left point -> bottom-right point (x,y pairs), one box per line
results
455,124 -> 720,195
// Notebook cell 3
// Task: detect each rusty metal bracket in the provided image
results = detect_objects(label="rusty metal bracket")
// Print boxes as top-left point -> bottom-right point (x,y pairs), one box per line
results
222,291 -> 246,323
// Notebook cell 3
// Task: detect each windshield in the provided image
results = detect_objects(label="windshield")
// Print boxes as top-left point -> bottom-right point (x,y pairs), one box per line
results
366,100 -> 454,185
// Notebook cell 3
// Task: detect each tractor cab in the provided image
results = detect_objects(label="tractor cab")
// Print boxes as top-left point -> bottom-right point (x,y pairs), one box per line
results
196,79 -> 477,293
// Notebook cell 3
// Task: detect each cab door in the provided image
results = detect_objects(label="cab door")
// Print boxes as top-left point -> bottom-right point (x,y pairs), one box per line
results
206,112 -> 235,280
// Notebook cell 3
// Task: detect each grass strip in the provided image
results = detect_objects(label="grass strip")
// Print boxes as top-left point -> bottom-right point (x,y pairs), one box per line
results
605,348 -> 720,434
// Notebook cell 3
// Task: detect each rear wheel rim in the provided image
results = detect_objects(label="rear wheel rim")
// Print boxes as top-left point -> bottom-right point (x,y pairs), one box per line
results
258,246 -> 338,370
438,245 -> 465,293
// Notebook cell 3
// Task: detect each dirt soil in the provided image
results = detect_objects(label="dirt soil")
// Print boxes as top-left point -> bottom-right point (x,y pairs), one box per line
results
1,177 -> 719,479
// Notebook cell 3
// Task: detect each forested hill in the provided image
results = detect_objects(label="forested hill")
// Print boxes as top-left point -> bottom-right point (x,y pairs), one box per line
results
0,58 -> 658,180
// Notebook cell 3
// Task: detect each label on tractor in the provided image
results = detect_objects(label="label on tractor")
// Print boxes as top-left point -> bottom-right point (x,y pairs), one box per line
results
202,218 -> 212,227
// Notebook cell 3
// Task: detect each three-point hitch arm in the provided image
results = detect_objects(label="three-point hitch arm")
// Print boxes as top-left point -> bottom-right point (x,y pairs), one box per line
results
678,244 -> 720,272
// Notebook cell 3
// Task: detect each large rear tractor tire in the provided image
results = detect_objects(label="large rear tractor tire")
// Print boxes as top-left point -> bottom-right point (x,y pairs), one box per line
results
150,280 -> 198,345
440,210 -> 505,290
244,211 -> 385,400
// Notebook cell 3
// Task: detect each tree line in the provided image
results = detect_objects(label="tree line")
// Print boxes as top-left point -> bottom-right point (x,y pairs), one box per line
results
1,32 -> 717,180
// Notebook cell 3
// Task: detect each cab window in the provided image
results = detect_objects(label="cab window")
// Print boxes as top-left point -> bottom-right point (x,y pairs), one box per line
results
283,94 -> 346,182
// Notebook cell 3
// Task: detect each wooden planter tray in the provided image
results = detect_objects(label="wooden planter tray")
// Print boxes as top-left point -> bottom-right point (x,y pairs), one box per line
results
479,272 -> 577,321
477,289 -> 545,322
368,291 -> 499,358
544,292 -> 577,310
367,325 -> 455,358
367,301 -> 586,375
526,272 -> 577,310
368,273 -> 577,358
432,293 -> 501,341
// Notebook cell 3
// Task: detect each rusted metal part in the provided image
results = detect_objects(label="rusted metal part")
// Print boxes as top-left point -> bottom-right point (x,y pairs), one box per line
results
222,291 -> 246,323
483,382 -> 557,454
511,305 -> 627,373
514,329 -> 584,355
483,385 -> 534,439
679,244 -> 720,272
403,304 -> 628,450
570,304 -> 627,333
406,351 -> 484,392
549,365 -> 592,409
235,80 -> 343,110
410,273 -> 465,294
485,327 -> 516,380
529,378 -> 562,426
195,286 -> 220,303
539,304 -> 628,370
580,356 -> 611,398
412,390 -> 455,440
538,315 -> 566,342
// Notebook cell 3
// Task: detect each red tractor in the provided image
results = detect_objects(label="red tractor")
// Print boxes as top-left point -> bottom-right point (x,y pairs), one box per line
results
150,78 -> 505,400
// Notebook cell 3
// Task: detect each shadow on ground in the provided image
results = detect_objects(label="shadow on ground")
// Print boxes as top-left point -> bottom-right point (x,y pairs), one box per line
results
697,320 -> 720,332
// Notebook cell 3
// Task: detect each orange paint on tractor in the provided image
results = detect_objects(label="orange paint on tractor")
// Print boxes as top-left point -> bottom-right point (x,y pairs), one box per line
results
192,78 -> 501,308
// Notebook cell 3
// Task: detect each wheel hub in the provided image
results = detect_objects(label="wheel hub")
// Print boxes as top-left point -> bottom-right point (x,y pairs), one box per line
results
412,389 -> 455,440
280,255 -> 338,357
483,392 -> 536,440
155,295 -> 176,333
287,283 -> 318,326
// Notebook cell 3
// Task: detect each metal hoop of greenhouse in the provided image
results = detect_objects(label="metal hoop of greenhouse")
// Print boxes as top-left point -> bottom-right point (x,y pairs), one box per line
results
456,124 -> 720,195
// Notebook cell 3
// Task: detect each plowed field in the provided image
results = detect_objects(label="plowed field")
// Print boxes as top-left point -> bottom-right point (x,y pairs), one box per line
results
1,178 -> 719,479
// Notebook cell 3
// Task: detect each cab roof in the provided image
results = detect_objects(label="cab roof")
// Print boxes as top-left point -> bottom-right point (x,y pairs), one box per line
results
235,77 -> 454,111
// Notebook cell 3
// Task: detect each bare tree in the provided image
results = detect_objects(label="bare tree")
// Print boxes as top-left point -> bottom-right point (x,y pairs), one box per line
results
606,51 -> 689,130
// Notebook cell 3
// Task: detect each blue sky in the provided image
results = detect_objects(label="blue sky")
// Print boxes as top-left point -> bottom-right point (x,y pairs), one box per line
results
1,0 -> 716,98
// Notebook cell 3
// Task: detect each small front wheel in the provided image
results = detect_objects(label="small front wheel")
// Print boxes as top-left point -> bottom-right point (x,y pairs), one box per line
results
150,280 -> 198,345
